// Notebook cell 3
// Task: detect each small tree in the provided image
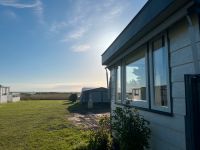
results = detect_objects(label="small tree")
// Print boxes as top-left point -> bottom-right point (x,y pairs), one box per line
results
112,105 -> 151,150
69,93 -> 78,102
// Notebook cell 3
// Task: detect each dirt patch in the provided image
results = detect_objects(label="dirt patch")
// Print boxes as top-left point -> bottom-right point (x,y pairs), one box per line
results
68,112 -> 110,129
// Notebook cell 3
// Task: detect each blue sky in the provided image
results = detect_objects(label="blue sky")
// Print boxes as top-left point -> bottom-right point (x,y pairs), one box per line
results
0,0 -> 147,92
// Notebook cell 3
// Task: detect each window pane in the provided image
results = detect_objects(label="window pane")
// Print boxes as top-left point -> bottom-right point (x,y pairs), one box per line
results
153,38 -> 168,106
116,66 -> 121,101
126,52 -> 146,101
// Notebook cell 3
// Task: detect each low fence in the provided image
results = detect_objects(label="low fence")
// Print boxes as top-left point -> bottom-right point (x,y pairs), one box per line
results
20,92 -> 80,100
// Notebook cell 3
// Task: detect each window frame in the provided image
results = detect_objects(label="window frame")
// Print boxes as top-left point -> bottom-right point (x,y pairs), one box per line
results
113,32 -> 172,115
123,46 -> 149,108
149,34 -> 171,113
115,63 -> 122,103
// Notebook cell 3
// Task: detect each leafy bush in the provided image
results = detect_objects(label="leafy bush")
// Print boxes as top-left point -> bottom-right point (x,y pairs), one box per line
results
87,116 -> 112,150
75,116 -> 112,150
112,106 -> 151,150
75,103 -> 151,150
69,93 -> 78,102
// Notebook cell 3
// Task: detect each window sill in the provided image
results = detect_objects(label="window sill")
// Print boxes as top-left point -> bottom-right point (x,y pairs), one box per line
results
114,102 -> 173,116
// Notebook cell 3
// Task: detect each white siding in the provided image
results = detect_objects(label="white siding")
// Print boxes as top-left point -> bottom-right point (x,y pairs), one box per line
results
148,14 -> 199,150
0,95 -> 8,103
12,97 -> 20,102
110,14 -> 200,150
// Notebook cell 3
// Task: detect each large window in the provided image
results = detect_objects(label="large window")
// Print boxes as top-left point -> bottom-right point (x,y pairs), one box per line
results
116,65 -> 121,102
125,49 -> 148,107
150,36 -> 170,112
114,34 -> 171,113
152,38 -> 168,106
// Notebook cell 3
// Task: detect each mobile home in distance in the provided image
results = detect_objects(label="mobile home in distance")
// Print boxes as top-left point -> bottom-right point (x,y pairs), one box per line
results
102,0 -> 200,149
80,87 -> 109,103
0,85 -> 10,103
0,85 -> 20,103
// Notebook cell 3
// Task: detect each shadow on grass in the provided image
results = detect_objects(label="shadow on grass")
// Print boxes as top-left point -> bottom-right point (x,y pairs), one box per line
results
67,101 -> 110,115
63,100 -> 74,105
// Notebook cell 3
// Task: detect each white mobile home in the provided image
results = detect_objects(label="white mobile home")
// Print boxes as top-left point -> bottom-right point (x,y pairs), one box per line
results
102,0 -> 200,150
0,85 -> 10,103
0,85 -> 20,103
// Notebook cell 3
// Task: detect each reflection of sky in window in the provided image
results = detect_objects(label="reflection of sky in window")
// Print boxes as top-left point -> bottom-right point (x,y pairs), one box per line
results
117,66 -> 121,91
153,47 -> 167,86
126,58 -> 146,92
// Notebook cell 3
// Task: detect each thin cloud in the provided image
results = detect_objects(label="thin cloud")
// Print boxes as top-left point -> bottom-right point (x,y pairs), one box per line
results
71,44 -> 91,52
50,21 -> 68,33
0,0 -> 38,8
3,9 -> 17,19
69,27 -> 87,39
49,0 -> 136,52
0,0 -> 44,24
34,0 -> 44,24
61,27 -> 88,42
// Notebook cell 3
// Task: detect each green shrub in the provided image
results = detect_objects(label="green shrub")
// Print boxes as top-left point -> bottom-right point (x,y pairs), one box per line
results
75,104 -> 151,150
87,116 -> 112,150
69,93 -> 78,102
75,116 -> 112,150
112,105 -> 151,150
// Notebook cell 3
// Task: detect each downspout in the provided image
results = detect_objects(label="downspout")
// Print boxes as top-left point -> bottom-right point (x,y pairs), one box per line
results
187,2 -> 200,74
105,67 -> 109,88
186,14 -> 200,74
105,67 -> 111,102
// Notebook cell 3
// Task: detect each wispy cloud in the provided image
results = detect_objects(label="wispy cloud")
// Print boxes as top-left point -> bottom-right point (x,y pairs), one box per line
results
0,0 -> 44,24
3,9 -> 17,19
71,44 -> 91,52
34,0 -> 44,24
49,0 -> 135,53
0,0 -> 38,8
50,21 -> 68,33
61,27 -> 88,42
68,27 -> 88,40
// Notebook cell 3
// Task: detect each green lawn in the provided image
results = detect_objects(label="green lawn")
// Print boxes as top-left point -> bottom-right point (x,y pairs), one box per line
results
0,100 -> 88,150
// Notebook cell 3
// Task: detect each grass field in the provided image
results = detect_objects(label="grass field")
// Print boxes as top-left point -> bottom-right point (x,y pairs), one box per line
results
0,100 -> 89,150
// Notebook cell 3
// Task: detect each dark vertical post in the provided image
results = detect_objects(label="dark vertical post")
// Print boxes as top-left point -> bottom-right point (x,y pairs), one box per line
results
185,74 -> 200,150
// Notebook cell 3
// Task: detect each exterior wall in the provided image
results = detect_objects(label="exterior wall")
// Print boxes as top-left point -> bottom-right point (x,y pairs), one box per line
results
0,87 -> 8,103
7,95 -> 20,102
81,89 -> 110,103
12,97 -> 20,102
0,95 -> 8,103
110,14 -> 200,150
7,95 -> 13,102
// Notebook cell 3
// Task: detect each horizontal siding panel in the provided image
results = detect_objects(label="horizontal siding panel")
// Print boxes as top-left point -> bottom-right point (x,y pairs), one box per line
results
169,18 -> 190,52
171,45 -> 193,67
150,124 -> 186,150
172,82 -> 185,98
173,98 -> 186,115
169,15 -> 200,52
139,110 -> 185,133
171,62 -> 195,82
151,137 -> 182,150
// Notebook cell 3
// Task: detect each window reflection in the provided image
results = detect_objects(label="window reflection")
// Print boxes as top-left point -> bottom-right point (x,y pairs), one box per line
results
116,66 -> 121,102
153,38 -> 168,106
126,52 -> 146,101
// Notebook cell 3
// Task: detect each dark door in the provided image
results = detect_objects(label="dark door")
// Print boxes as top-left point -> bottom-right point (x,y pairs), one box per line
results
185,74 -> 200,150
